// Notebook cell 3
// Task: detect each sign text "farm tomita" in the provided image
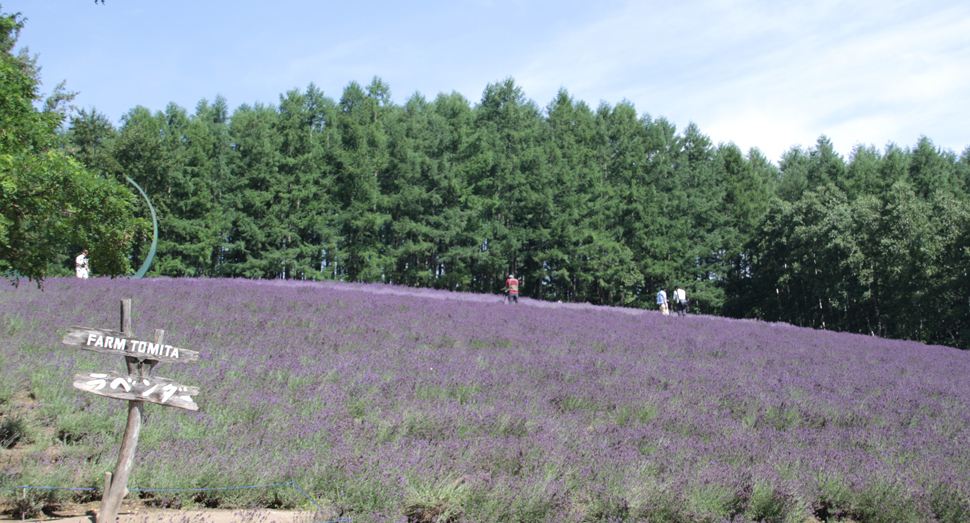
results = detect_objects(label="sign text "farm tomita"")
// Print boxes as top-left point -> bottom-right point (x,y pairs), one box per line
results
61,326 -> 200,364
89,333 -> 179,357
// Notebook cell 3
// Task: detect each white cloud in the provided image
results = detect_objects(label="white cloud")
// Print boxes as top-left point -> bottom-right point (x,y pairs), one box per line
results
514,0 -> 970,160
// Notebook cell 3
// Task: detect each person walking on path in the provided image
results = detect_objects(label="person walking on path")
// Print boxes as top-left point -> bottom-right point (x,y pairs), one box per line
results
673,285 -> 687,316
656,286 -> 669,316
505,274 -> 520,304
75,250 -> 90,279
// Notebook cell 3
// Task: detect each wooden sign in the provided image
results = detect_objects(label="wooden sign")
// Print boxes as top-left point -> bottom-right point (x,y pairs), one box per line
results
62,326 -> 200,363
73,372 -> 200,411
59,299 -> 202,523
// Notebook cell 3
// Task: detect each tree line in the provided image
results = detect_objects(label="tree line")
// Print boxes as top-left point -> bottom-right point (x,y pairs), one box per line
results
59,77 -> 970,349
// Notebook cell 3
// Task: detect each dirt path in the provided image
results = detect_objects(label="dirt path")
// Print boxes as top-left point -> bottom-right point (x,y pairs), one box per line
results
4,508 -> 342,523
1,499 -> 345,523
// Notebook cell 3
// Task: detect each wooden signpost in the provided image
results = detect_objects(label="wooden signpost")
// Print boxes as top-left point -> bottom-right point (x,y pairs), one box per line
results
61,299 -> 200,523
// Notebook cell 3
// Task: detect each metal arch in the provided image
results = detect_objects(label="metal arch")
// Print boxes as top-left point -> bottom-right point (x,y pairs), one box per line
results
125,176 -> 158,279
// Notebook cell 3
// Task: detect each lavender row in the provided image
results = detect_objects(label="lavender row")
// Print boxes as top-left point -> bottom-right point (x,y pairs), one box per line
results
1,277 -> 969,522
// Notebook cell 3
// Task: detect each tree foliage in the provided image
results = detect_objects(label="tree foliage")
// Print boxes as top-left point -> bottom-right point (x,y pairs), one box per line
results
744,142 -> 970,348
0,8 -> 141,286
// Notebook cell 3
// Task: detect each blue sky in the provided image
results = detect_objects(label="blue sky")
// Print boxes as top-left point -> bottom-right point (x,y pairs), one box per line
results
7,0 -> 970,163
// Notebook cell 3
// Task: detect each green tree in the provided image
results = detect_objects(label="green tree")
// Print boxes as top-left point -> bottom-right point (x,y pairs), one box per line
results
0,9 -> 140,286
878,143 -> 910,194
332,78 -> 393,282
465,78 -> 548,294
908,136 -> 962,199
112,105 -> 172,272
922,191 -> 970,346
223,102 -> 284,278
806,135 -> 846,189
776,146 -> 810,202
112,102 -> 224,277
179,96 -> 233,276
541,89 -> 606,302
843,144 -> 881,200
66,108 -> 121,177
593,99 -> 648,306
675,122 -> 727,313
936,190 -> 970,347
383,91 -> 482,290
719,145 -> 776,317
425,91 -> 483,291
959,146 -> 970,192
275,84 -> 339,280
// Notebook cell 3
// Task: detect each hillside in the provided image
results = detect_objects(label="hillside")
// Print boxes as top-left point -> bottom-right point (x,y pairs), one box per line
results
2,277 -> 969,523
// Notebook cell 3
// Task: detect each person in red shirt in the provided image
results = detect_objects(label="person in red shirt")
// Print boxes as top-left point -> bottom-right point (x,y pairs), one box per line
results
505,274 -> 519,304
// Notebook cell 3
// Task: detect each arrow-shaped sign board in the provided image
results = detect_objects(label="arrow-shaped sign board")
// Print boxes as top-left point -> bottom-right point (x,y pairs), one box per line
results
62,326 -> 199,364
73,372 -> 200,411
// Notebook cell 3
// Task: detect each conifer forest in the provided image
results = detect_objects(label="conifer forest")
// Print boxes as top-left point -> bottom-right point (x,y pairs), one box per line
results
60,78 -> 970,349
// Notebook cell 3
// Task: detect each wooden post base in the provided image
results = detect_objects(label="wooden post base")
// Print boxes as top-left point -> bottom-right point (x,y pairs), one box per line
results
97,400 -> 141,523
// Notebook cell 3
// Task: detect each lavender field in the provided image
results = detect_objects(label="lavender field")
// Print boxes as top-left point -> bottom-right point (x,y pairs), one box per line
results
2,278 -> 970,523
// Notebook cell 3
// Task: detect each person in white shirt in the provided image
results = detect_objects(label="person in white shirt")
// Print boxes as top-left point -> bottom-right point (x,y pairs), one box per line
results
76,250 -> 90,279
673,286 -> 687,316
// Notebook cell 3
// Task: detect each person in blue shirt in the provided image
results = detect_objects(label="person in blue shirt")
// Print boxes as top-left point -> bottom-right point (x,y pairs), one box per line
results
656,286 -> 669,316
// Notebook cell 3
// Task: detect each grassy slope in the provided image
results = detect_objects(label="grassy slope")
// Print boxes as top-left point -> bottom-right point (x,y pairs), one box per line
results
1,277 -> 969,523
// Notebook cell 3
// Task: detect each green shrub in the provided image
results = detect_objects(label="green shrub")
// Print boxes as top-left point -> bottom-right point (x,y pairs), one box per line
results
0,416 -> 31,449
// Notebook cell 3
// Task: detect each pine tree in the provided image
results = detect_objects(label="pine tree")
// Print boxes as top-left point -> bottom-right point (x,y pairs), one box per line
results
66,108 -> 121,177
908,136 -> 961,199
183,96 -> 232,276
428,91 -> 483,291
333,78 -> 393,282
466,78 -> 547,294
223,102 -> 283,278
275,84 -> 339,280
